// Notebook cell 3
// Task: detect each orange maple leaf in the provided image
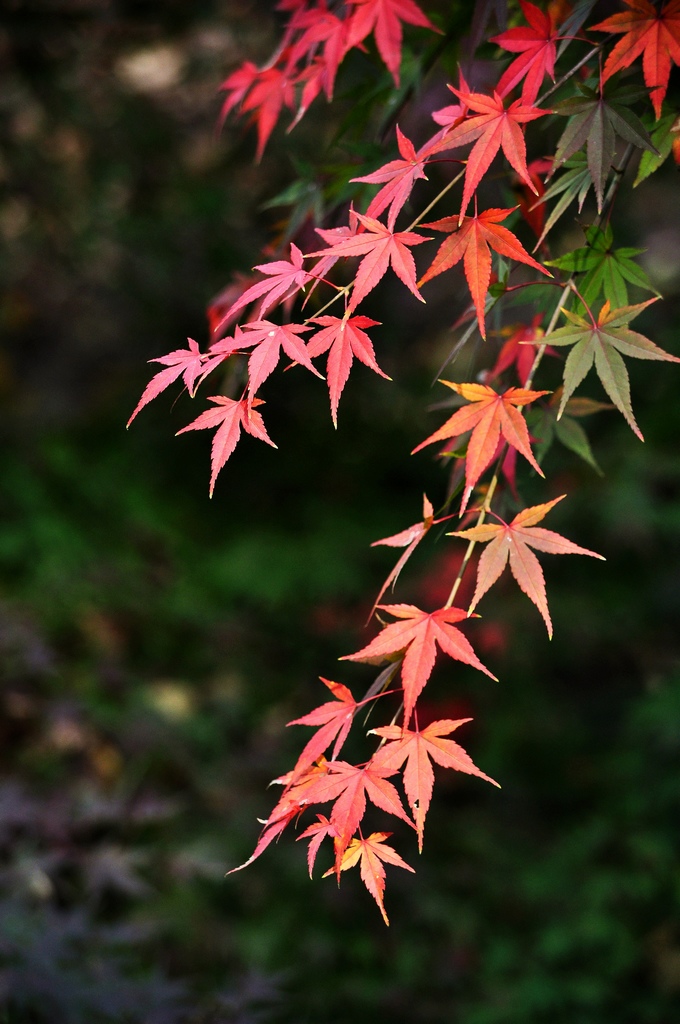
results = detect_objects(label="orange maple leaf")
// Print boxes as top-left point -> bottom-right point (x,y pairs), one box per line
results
418,208 -> 551,339
592,0 -> 680,119
323,832 -> 415,925
449,495 -> 605,637
412,381 -> 548,514
341,604 -> 496,725
371,718 -> 499,849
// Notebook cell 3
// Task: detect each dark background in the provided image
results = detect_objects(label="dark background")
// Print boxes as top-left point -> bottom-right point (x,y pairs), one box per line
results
1,2 -> 680,1021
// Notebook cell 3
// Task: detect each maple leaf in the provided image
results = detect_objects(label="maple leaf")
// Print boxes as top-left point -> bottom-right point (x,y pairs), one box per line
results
432,90 -> 549,222
299,758 -> 414,862
486,314 -> 546,387
591,0 -> 680,119
213,244 -> 311,336
346,0 -> 439,86
286,678 -> 363,780
370,494 -> 453,613
176,396 -> 276,496
221,62 -> 296,161
228,758 -> 332,874
297,814 -> 338,877
418,207 -> 551,339
307,314 -> 390,426
286,3 -> 349,103
551,78 -> 657,210
490,0 -> 562,104
371,718 -> 499,849
546,223 -> 658,311
532,153 -> 594,249
306,211 -> 430,310
214,320 -> 321,403
218,61 -> 259,128
450,495 -> 605,637
341,604 -> 496,725
351,125 -> 433,230
412,381 -> 548,515
127,338 -> 224,427
546,299 -> 680,439
324,831 -> 415,925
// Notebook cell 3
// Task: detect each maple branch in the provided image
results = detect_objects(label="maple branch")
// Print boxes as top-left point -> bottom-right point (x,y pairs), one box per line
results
405,167 -> 466,232
536,41 -> 604,106
443,466 -> 500,609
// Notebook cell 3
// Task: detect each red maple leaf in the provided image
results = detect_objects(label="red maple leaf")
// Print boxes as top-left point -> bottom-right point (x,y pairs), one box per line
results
342,604 -> 496,725
432,90 -> 549,221
370,494 -> 453,613
412,381 -> 548,514
286,3 -> 349,102
127,338 -> 225,427
592,0 -> 680,119
228,758 -> 331,874
287,677 -> 364,780
486,314 -> 549,386
346,0 -> 439,85
371,718 -> 499,848
351,125 -> 434,229
214,320 -> 321,403
450,495 -> 605,637
213,244 -> 311,336
239,65 -> 296,161
299,758 -> 414,863
490,0 -> 563,104
324,831 -> 415,925
418,207 -> 551,339
177,395 -> 276,496
297,814 -> 338,877
307,211 -> 430,310
307,314 -> 390,426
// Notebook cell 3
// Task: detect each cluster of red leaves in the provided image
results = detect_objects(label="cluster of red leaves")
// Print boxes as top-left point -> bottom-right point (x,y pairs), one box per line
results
219,0 -> 439,160
129,0 -> 680,921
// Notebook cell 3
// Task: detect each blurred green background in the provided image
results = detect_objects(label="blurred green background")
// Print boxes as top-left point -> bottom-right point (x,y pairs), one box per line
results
1,2 -> 679,1021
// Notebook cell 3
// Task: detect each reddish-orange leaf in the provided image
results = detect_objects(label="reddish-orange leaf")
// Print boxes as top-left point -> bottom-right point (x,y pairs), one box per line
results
371,718 -> 499,850
351,125 -> 433,229
370,494 -> 454,614
177,396 -> 277,497
341,604 -> 496,725
297,814 -> 338,878
287,677 -> 363,780
307,314 -> 389,426
450,494 -> 605,637
227,758 -> 331,874
491,0 -> 562,104
412,381 -> 548,514
592,0 -> 680,119
431,90 -> 549,221
346,0 -> 439,86
302,758 -> 414,864
127,338 -> 225,427
418,208 -> 551,338
307,211 -> 430,310
323,831 -> 415,925
486,314 -> 558,386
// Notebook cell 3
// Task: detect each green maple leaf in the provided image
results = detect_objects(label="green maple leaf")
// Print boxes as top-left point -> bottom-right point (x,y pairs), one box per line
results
546,299 -> 680,439
551,78 -> 657,210
634,110 -> 680,187
546,223 -> 658,310
532,153 -> 593,248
